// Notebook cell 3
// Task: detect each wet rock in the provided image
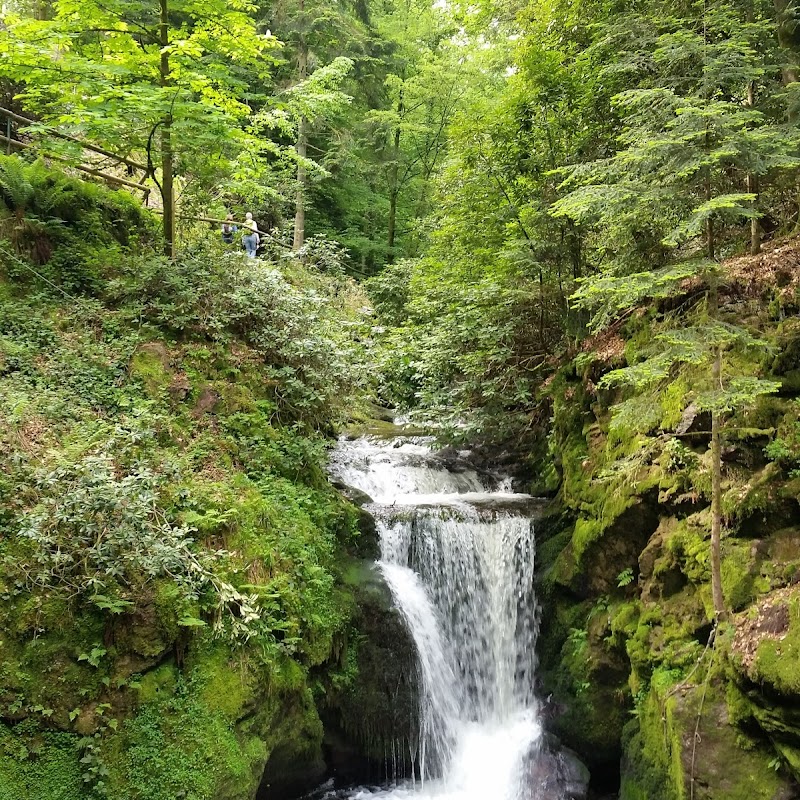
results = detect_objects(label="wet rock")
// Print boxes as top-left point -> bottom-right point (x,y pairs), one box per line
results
354,507 -> 380,560
462,495 -> 549,517
331,480 -> 374,507
529,736 -> 591,800
320,565 -> 418,785
365,403 -> 396,423
258,741 -> 327,800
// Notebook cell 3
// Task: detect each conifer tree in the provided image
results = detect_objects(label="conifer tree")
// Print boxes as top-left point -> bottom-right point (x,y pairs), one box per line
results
554,1 -> 796,618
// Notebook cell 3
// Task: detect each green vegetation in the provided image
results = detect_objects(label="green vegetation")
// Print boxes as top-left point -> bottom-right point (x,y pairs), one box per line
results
4,0 -> 800,797
0,157 -> 373,798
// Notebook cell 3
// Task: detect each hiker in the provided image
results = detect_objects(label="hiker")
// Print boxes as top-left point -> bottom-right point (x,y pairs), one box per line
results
242,212 -> 259,258
221,213 -> 237,245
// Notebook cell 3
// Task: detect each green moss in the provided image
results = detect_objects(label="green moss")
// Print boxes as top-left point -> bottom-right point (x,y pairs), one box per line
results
774,742 -> 800,779
103,691 -> 258,800
720,541 -> 770,613
136,664 -> 178,706
609,601 -> 641,649
189,641 -> 252,720
751,598 -> 800,695
620,690 -> 683,800
572,516 -> 605,561
622,681 -> 793,800
130,346 -> 172,398
537,527 -> 573,572
0,721 -> 84,800
661,377 -> 689,430
665,514 -> 711,584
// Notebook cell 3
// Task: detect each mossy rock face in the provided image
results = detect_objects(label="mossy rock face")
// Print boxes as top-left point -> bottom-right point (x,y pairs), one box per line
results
621,682 -> 797,800
255,686 -> 326,800
732,588 -> 800,697
98,642 -> 329,800
352,507 -> 380,561
730,588 -> 800,781
257,723 -> 326,800
555,499 -> 660,598
320,566 -> 417,783
540,597 -> 631,772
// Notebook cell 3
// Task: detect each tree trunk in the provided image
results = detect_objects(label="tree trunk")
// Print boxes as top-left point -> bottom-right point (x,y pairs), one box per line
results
33,0 -> 54,21
709,276 -> 726,620
774,0 -> 800,87
706,215 -> 714,261
748,172 -> 761,255
387,91 -> 403,262
773,0 -> 800,228
746,82 -> 761,255
159,0 -> 175,260
705,167 -> 715,260
710,356 -> 726,620
293,0 -> 308,252
293,114 -> 307,251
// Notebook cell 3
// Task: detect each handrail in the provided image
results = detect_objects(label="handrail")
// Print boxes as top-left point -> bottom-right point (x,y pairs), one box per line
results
0,106 -> 150,173
0,134 -> 151,192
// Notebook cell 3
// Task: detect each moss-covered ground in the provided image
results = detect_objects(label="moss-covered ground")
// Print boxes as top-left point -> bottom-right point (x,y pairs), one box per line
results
0,159 -> 388,799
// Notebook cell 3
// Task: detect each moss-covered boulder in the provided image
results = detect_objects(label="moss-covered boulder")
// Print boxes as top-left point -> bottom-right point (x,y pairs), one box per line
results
729,587 -> 800,782
621,680 -> 796,800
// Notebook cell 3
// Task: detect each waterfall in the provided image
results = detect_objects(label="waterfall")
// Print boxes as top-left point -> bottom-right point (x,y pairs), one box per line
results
328,434 -> 543,800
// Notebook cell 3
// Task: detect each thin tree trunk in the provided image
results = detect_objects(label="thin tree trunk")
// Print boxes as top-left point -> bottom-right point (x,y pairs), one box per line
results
710,352 -> 726,620
293,115 -> 307,251
773,0 -> 800,228
387,91 -> 404,262
706,215 -> 714,261
293,0 -> 308,252
746,81 -> 761,255
706,168 -> 726,618
748,172 -> 761,255
34,0 -> 53,20
774,0 -> 800,87
708,275 -> 726,620
159,0 -> 175,260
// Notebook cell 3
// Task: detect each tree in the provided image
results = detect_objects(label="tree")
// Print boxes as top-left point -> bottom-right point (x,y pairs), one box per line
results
364,0 -> 464,260
0,0 -> 278,256
554,1 -> 798,618
261,0 -> 366,251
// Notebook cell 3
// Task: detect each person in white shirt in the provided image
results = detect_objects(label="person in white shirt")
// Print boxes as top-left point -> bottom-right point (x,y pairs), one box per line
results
242,212 -> 260,258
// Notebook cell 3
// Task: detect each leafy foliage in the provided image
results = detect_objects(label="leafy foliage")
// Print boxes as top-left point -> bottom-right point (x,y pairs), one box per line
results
0,164 -> 365,796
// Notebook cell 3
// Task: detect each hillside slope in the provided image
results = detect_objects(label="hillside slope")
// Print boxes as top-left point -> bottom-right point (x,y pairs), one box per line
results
534,237 -> 800,799
0,158 -> 401,800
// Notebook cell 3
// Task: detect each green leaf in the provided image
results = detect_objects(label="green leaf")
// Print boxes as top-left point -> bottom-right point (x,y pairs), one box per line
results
177,616 -> 207,628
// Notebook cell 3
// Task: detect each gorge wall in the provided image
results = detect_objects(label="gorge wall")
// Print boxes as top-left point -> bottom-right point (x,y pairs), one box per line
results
531,241 -> 800,799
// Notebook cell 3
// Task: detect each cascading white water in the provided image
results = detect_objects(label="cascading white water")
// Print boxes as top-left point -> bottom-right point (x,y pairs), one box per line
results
328,435 -> 543,800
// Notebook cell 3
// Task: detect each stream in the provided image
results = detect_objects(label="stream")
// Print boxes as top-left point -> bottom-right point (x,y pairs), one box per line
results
321,430 -> 583,800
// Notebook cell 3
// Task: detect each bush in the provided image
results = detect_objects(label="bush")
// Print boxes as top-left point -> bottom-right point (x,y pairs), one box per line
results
16,452 -> 261,641
109,249 -> 369,426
